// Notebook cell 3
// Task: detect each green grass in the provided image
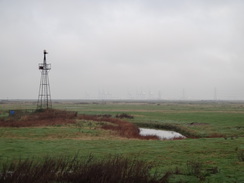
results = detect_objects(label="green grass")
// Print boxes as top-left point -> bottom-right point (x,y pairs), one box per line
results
130,111 -> 244,137
0,137 -> 243,182
0,121 -> 117,140
51,102 -> 244,137
0,101 -> 244,182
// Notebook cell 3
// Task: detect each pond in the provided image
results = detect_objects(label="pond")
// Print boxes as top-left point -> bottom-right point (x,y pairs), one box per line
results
139,128 -> 186,140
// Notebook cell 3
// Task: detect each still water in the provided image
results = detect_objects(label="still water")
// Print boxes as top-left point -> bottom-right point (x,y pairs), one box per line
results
139,128 -> 186,140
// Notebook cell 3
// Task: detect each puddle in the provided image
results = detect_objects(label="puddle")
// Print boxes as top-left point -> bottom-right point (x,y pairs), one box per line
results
139,128 -> 186,140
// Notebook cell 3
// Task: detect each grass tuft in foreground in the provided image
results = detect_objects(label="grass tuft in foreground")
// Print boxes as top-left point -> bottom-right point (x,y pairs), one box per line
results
236,148 -> 244,162
0,155 -> 224,183
0,155 -> 162,183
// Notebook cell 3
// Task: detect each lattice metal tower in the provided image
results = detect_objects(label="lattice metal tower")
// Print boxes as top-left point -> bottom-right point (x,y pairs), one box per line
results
37,50 -> 52,109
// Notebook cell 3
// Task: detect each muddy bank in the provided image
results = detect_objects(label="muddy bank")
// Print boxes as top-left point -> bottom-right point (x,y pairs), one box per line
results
79,114 -> 158,140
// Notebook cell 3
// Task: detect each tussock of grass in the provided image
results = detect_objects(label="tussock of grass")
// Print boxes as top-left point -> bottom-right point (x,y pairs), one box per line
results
236,148 -> 244,162
0,155 -> 223,183
0,155 -> 162,183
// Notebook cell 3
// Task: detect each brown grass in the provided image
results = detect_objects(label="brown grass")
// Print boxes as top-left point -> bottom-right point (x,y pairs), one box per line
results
0,155 -> 164,183
0,109 -> 77,127
78,115 -> 159,140
0,110 -> 158,140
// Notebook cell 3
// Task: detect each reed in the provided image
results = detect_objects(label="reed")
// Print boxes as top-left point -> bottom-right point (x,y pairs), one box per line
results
0,155 -> 163,183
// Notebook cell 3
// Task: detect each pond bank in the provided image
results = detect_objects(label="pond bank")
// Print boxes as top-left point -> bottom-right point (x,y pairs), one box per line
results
139,128 -> 186,140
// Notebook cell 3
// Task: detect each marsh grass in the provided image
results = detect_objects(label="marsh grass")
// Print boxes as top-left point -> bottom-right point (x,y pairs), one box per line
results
1,101 -> 244,182
0,125 -> 117,140
0,155 -> 223,183
79,114 -> 158,140
236,148 -> 244,162
0,136 -> 243,182
131,111 -> 244,137
0,155 -> 162,183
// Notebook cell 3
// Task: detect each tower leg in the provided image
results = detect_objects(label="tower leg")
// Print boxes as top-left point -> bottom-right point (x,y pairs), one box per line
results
37,69 -> 52,109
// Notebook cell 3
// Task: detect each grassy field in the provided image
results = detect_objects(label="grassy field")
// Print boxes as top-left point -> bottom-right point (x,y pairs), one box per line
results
56,101 -> 244,138
0,100 -> 243,182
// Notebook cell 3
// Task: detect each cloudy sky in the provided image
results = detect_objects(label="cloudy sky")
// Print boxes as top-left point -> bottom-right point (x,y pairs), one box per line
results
1,0 -> 244,100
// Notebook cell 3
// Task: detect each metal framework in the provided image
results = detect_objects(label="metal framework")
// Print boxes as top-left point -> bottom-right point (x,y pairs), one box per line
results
37,50 -> 52,109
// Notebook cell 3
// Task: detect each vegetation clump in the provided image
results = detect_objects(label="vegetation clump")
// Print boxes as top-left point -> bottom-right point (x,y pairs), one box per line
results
0,109 -> 77,127
79,114 -> 158,140
115,113 -> 134,119
0,155 -> 222,183
236,148 -> 244,162
0,155 -> 161,183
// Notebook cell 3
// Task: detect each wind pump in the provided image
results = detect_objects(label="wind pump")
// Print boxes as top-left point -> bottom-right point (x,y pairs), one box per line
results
37,50 -> 52,109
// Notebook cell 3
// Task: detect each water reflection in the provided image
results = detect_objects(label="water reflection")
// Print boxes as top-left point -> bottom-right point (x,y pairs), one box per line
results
139,128 -> 186,140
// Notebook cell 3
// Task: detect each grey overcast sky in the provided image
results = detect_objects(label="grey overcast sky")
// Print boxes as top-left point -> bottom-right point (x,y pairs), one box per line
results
1,0 -> 244,100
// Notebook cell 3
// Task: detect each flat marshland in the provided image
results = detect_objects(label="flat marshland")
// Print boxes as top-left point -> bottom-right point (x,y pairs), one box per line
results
0,101 -> 243,182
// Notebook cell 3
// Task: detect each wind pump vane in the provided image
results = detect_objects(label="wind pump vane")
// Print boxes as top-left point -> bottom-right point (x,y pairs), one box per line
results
37,50 -> 52,109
